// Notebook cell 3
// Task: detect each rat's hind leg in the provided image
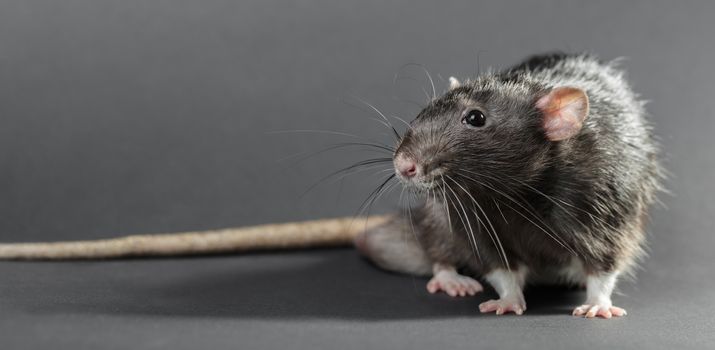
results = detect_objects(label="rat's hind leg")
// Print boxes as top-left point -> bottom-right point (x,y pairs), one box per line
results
356,214 -> 482,297
355,215 -> 432,276
426,263 -> 483,297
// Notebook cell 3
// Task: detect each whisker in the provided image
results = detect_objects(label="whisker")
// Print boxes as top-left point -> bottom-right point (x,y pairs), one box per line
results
347,95 -> 402,141
469,171 -> 591,254
393,76 -> 432,101
493,198 -> 508,224
501,173 -> 621,233
439,176 -> 455,238
389,114 -> 413,132
356,175 -> 399,235
455,170 -> 579,257
401,63 -> 436,100
267,129 -> 366,139
335,165 -> 393,183
443,176 -> 482,263
278,142 -> 395,164
446,174 -> 510,270
353,174 -> 398,226
405,190 -> 420,244
300,158 -> 393,198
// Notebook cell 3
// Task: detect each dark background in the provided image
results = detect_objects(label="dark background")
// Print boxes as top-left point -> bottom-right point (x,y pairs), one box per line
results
1,1 -> 714,349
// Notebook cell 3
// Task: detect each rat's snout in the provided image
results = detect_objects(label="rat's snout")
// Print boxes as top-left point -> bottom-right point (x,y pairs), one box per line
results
394,130 -> 447,189
395,155 -> 418,178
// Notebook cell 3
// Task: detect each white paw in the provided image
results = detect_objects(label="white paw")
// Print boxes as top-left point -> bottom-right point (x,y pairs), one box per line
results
572,304 -> 627,319
479,297 -> 526,315
426,270 -> 483,297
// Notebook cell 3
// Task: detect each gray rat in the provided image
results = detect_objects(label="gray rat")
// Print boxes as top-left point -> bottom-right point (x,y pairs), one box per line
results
356,52 -> 661,318
0,52 -> 661,319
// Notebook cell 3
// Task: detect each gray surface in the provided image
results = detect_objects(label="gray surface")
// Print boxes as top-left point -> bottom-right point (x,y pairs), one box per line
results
0,1 -> 714,349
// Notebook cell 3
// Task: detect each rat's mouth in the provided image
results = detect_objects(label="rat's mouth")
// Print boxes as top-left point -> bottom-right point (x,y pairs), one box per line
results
393,159 -> 446,191
395,170 -> 440,191
392,151 -> 448,191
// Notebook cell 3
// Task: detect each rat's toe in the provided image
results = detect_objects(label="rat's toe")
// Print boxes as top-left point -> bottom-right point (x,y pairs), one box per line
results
426,280 -> 439,294
479,298 -> 526,315
426,270 -> 482,298
610,306 -> 627,317
573,304 -> 627,319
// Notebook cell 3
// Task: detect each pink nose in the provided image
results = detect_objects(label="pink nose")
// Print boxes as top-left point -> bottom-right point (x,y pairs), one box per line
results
396,157 -> 418,178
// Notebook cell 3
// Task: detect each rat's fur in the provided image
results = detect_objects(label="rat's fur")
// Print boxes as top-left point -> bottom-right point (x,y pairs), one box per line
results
360,53 -> 662,289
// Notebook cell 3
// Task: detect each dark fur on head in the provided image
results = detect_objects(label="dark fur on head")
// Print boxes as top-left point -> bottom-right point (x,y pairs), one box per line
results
391,53 -> 662,281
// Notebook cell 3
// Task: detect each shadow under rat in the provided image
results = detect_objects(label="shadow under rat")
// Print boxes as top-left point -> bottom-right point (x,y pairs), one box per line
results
19,249 -> 583,320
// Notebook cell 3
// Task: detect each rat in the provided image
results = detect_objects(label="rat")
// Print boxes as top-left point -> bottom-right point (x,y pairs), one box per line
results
356,52 -> 662,318
0,52 -> 661,319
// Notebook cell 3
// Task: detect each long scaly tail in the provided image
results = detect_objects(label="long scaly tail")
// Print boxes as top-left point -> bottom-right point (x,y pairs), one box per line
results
0,215 -> 391,260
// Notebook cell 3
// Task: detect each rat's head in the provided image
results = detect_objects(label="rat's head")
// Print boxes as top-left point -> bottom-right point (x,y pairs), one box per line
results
393,76 -> 589,192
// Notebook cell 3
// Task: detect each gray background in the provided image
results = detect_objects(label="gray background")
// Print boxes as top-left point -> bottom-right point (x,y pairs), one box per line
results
0,1 -> 713,349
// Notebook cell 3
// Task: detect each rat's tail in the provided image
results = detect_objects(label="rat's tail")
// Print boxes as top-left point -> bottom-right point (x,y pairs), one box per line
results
0,215 -> 391,260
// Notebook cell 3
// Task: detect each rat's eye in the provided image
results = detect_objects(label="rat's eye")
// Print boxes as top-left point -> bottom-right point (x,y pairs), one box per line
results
462,109 -> 486,127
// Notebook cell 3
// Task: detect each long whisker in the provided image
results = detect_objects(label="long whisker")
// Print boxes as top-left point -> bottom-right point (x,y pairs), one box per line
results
439,177 -> 455,238
353,173 -> 398,225
389,114 -> 414,132
443,179 -> 474,258
365,177 -> 400,219
455,170 -> 579,257
393,76 -> 432,101
501,173 -> 621,233
498,199 -> 579,257
445,176 -> 499,261
459,169 -> 559,225
442,176 -> 482,263
348,96 -> 402,141
300,158 -> 393,198
468,171 -> 589,255
460,169 -> 550,223
446,174 -> 510,270
493,198 -> 508,224
355,174 -> 399,237
278,142 -> 395,164
405,190 -> 420,244
334,165 -> 393,183
398,186 -> 415,245
401,63 -> 437,100
266,129 -> 367,139
459,171 -> 573,251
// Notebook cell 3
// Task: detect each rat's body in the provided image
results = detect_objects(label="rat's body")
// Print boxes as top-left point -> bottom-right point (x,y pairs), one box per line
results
0,53 -> 661,318
358,53 -> 661,317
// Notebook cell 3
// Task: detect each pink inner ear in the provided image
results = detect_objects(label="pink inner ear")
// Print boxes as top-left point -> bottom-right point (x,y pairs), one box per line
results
536,87 -> 589,141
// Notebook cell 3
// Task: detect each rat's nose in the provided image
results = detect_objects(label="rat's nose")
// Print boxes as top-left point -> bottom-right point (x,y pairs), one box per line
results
396,156 -> 418,178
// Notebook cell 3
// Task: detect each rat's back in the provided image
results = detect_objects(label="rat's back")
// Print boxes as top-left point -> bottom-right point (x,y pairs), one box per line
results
508,53 -> 662,272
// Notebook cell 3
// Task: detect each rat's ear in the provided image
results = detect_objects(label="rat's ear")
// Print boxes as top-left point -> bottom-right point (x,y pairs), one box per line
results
536,87 -> 589,141
448,76 -> 461,90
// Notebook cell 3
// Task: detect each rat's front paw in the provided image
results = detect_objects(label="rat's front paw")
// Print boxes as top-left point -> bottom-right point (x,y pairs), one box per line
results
426,270 -> 483,297
572,304 -> 627,319
479,297 -> 526,315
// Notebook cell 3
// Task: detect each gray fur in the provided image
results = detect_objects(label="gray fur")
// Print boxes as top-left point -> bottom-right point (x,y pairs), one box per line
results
363,53 -> 662,284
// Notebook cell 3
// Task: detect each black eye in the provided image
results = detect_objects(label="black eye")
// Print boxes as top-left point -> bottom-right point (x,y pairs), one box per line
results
462,109 -> 486,127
